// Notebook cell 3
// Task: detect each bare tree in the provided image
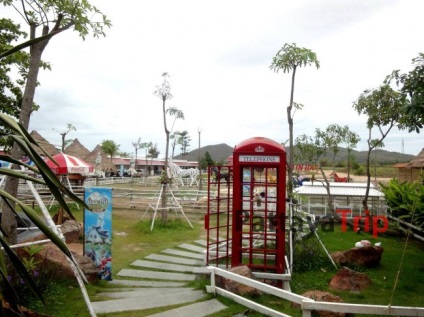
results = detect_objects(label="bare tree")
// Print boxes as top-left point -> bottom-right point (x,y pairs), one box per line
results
153,73 -> 184,221
54,123 -> 76,152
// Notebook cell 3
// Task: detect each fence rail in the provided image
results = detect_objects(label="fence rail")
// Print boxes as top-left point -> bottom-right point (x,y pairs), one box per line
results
13,178 -> 210,211
198,266 -> 424,317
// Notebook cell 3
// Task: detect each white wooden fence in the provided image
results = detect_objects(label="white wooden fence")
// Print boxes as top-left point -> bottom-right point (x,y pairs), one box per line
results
196,266 -> 424,317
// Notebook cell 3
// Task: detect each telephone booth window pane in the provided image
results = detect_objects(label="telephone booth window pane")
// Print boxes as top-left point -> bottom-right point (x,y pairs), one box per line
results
238,166 -> 281,270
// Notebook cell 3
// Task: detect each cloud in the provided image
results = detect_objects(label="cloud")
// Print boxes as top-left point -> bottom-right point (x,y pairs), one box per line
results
11,0 -> 422,157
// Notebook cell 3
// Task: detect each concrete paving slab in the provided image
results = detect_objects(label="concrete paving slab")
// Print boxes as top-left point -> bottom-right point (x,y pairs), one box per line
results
108,279 -> 186,287
96,287 -> 193,298
130,260 -> 197,273
147,298 -> 228,317
92,290 -> 206,314
161,248 -> 204,260
194,239 -> 207,246
146,253 -> 202,266
178,243 -> 206,253
117,269 -> 195,281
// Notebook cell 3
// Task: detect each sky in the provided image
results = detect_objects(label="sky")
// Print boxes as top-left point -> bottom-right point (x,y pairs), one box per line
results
7,0 -> 424,157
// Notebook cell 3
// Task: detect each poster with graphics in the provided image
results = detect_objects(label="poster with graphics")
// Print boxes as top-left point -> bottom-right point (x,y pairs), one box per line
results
84,187 -> 112,281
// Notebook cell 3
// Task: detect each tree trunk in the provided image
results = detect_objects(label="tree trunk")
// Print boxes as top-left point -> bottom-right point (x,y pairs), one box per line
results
162,97 -> 169,222
317,166 -> 341,220
1,26 -> 49,244
363,144 -> 372,212
287,66 -> 297,197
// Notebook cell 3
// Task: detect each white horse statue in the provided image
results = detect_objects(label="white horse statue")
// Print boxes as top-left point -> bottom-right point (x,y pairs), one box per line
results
168,161 -> 199,187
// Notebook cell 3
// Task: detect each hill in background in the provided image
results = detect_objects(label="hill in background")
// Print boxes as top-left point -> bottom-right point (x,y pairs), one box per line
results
174,143 -> 233,163
174,143 -> 416,165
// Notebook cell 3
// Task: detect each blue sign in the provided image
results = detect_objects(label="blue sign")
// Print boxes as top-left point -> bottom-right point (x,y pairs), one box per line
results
0,160 -> 10,168
84,187 -> 113,281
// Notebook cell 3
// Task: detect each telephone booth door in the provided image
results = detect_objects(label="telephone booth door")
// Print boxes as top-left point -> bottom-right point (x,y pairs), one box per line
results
232,137 -> 286,273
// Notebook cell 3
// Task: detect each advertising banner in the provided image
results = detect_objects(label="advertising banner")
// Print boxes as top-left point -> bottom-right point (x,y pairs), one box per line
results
84,187 -> 113,280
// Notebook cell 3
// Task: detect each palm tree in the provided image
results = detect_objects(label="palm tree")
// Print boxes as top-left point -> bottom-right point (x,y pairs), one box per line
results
101,140 -> 120,163
132,137 -> 143,170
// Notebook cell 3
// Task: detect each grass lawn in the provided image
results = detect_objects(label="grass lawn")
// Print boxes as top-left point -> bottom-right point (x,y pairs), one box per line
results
27,183 -> 424,316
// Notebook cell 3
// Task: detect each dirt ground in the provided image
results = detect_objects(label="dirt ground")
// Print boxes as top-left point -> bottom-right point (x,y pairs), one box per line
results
302,170 -> 391,185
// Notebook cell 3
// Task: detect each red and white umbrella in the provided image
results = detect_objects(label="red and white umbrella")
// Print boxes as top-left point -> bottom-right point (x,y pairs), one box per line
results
45,153 -> 94,175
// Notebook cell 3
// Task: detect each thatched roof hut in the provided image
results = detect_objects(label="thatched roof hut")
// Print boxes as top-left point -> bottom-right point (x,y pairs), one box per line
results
407,148 -> 424,168
85,145 -> 117,173
395,148 -> 424,182
64,138 -> 91,159
29,131 -> 59,156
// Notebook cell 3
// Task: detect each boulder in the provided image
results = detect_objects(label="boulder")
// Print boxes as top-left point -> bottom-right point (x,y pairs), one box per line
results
34,242 -> 98,283
292,290 -> 347,317
2,300 -> 50,317
331,246 -> 383,268
19,220 -> 96,283
58,220 -> 83,243
216,266 -> 262,296
329,267 -> 372,292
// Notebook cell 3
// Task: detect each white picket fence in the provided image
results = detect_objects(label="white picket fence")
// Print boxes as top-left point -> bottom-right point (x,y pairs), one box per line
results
196,266 -> 424,317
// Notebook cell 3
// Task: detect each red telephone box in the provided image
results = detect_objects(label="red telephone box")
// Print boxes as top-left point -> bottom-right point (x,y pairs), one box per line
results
232,137 -> 286,273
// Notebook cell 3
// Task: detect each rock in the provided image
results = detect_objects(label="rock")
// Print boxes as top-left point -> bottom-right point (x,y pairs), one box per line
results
216,266 -> 262,296
19,219 -> 97,283
34,242 -> 98,283
58,220 -> 83,243
292,290 -> 347,317
2,300 -> 50,317
329,267 -> 372,292
22,220 -> 83,244
331,246 -> 383,268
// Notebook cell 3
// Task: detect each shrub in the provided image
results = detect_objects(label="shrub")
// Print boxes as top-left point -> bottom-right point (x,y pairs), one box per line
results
354,165 -> 365,175
3,245 -> 57,306
380,179 -> 424,227
292,237 -> 333,273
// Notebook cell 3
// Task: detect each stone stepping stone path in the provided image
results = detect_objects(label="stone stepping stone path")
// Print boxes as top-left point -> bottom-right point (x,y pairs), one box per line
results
91,240 -> 228,316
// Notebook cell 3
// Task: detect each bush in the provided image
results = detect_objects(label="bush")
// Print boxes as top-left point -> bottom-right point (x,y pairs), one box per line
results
292,237 -> 333,273
336,161 -> 346,168
354,165 -> 365,175
3,245 -> 58,307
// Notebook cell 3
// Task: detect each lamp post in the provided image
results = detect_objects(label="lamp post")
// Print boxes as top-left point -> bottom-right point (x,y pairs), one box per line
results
95,152 -> 102,186
130,154 -> 135,179
198,128 -> 202,190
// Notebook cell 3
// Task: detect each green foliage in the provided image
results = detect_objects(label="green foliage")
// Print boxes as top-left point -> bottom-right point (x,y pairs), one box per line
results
292,237 -> 334,273
2,244 -> 58,307
0,113 -> 89,308
353,85 -> 407,133
385,53 -> 424,133
200,151 -> 214,169
335,161 -> 346,168
0,0 -> 111,41
270,43 -> 320,73
270,42 -> 320,196
101,139 -> 120,161
0,18 -> 31,148
351,160 -> 360,170
353,165 -> 365,175
380,179 -> 424,227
